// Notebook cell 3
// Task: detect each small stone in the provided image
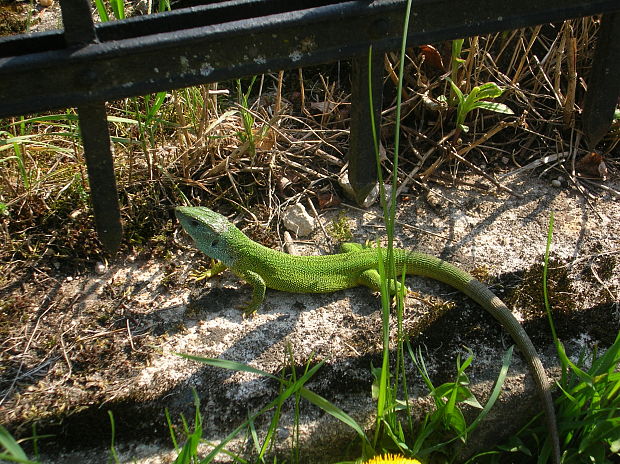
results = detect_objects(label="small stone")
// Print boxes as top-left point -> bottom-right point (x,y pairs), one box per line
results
276,427 -> 290,440
95,262 -> 107,275
551,179 -> 562,188
282,204 -> 316,237
38,0 -> 53,6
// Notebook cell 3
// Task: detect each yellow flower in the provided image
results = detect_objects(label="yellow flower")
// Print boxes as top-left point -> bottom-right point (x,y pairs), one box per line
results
363,454 -> 422,464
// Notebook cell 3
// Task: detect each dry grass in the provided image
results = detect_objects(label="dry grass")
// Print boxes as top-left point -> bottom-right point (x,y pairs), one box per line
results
1,19 -> 617,268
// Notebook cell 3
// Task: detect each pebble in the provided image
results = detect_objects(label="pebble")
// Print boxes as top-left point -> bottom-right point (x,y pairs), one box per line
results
95,262 -> 107,275
282,203 -> 316,237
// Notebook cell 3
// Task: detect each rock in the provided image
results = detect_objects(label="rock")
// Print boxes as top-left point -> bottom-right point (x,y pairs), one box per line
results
282,203 -> 316,237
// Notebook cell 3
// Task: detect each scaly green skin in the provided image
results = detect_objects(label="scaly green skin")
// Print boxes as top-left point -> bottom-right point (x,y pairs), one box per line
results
175,206 -> 561,463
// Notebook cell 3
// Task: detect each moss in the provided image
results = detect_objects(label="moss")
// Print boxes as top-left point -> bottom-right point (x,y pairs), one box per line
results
470,265 -> 491,282
328,210 -> 353,242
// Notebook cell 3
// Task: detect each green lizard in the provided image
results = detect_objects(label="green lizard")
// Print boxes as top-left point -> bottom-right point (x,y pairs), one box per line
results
175,206 -> 560,463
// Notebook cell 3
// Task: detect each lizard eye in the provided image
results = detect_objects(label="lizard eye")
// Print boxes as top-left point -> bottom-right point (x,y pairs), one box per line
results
190,219 -> 201,228
211,238 -> 219,247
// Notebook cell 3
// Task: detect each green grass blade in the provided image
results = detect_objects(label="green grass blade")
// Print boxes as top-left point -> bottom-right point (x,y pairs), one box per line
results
94,0 -> 110,22
589,330 -> 620,377
424,346 -> 514,454
176,354 -> 280,381
0,426 -> 29,462
146,92 -> 168,120
158,0 -> 172,12
164,408 -> 180,451
198,359 -> 327,462
107,411 -> 120,464
110,0 -> 125,20
299,387 -> 369,444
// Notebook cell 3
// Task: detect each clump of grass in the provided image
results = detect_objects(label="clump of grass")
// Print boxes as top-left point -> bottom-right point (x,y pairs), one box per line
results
0,1 -> 31,36
474,214 -> 620,463
442,37 -> 514,139
444,78 -> 514,136
486,332 -> 620,463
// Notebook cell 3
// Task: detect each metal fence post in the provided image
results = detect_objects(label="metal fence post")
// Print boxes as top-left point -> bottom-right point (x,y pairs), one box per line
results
582,12 -> 620,148
348,49 -> 384,204
60,0 -> 123,253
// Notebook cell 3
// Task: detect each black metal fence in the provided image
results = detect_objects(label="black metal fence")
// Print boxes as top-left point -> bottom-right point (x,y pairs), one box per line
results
1,0 -> 619,251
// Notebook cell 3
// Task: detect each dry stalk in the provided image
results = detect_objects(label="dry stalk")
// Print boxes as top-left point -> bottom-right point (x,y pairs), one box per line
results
511,26 -> 542,84
563,34 -> 577,126
385,53 -> 413,100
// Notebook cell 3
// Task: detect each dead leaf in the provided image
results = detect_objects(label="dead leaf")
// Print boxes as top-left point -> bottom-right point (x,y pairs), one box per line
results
310,100 -> 338,114
419,44 -> 445,71
317,192 -> 341,209
576,152 -> 607,180
254,127 -> 276,150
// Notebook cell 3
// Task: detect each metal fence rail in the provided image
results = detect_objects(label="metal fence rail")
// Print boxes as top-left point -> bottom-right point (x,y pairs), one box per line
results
1,0 -> 619,251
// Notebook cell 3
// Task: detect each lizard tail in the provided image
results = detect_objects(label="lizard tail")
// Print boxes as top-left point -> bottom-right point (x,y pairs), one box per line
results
401,252 -> 561,463
466,279 -> 561,464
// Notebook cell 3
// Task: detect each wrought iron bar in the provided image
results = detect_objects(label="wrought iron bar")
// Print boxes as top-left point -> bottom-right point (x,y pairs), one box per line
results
1,0 -> 618,117
349,50 -> 384,203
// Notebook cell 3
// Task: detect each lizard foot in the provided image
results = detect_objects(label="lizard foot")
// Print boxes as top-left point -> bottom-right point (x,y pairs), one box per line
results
189,260 -> 227,281
237,301 -> 261,317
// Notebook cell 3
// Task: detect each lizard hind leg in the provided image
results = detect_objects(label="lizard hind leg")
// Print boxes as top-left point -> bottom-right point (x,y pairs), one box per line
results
358,269 -> 406,295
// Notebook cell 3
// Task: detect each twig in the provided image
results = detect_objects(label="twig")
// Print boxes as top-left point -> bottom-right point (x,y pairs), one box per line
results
448,146 -> 523,198
343,203 -> 455,242
126,319 -> 136,351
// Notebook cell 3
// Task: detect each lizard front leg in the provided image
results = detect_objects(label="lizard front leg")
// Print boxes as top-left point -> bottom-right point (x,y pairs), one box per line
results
191,260 -> 227,281
234,269 -> 267,315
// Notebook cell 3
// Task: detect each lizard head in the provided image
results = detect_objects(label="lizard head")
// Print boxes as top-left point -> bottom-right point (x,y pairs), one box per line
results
175,206 -> 237,265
